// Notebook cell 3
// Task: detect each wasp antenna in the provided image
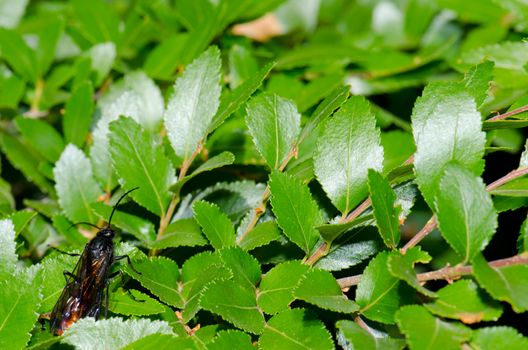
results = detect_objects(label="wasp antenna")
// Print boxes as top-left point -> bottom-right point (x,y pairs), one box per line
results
68,222 -> 101,230
107,187 -> 139,227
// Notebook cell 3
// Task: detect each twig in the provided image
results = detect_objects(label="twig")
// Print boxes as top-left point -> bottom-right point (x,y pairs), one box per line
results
487,104 -> 528,121
337,254 -> 528,289
486,167 -> 528,191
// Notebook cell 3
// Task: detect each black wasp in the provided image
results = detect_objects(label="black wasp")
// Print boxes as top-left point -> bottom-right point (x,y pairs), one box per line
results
49,187 -> 140,335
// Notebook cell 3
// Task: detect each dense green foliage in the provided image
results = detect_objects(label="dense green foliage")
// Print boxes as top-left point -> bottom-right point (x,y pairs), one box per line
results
1,0 -> 528,349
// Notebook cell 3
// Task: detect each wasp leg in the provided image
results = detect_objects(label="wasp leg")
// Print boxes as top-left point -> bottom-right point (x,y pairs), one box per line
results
63,270 -> 78,284
113,254 -> 142,275
108,270 -> 145,303
51,247 -> 81,257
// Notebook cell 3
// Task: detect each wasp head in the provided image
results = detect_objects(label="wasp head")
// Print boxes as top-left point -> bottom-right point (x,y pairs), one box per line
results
97,227 -> 115,239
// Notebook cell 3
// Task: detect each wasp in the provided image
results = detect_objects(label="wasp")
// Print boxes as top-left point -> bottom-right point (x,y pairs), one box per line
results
49,188 -> 141,335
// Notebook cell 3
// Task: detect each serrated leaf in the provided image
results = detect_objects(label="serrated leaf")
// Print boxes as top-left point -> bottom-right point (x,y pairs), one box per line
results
413,83 -> 485,208
314,96 -> 384,215
54,144 -> 102,223
8,210 -> 37,237
0,275 -> 41,350
121,334 -> 199,350
368,170 -> 401,249
63,82 -> 94,147
315,240 -> 379,271
209,330 -> 254,350
0,219 -> 17,275
490,177 -> 528,197
424,279 -> 502,324
194,201 -> 236,249
518,215 -> 528,253
472,254 -> 528,313
245,93 -> 301,169
463,61 -> 494,107
219,247 -> 261,289
388,247 -> 435,297
210,62 -> 275,132
239,220 -> 281,251
269,171 -> 322,253
109,289 -> 165,316
149,218 -> 207,249
397,306 -> 472,350
295,269 -> 359,313
85,42 -> 116,85
124,256 -> 183,308
470,326 -> 528,350
109,117 -> 176,216
180,252 -> 232,322
34,254 -> 77,313
201,279 -> 265,334
165,46 -> 221,160
259,309 -> 334,350
15,117 -> 65,163
336,320 -> 404,350
435,164 -> 497,263
257,260 -> 309,314
61,317 -> 173,350
356,252 -> 408,324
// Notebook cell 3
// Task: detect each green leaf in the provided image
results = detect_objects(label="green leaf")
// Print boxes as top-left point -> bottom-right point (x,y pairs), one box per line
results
245,93 -> 301,169
356,252 -> 407,324
435,164 -> 497,262
124,256 -> 183,308
148,218 -> 207,249
0,219 -> 17,276
368,170 -> 401,249
298,85 -> 349,146
0,0 -> 28,29
71,0 -> 120,44
0,132 -> 54,194
15,117 -> 64,163
424,279 -> 502,324
0,275 -> 41,350
209,330 -> 254,350
180,252 -> 232,322
164,46 -> 221,160
219,247 -> 261,290
473,254 -> 528,313
314,96 -> 384,215
269,171 -> 322,253
193,200 -> 236,249
121,334 -> 199,350
294,269 -> 359,313
315,240 -> 379,271
259,309 -> 334,350
257,260 -> 309,314
388,247 -> 435,297
53,144 -> 102,223
35,18 -> 63,78
34,254 -> 77,313
201,279 -> 265,334
63,82 -> 94,147
210,62 -> 274,132
109,289 -> 165,316
413,83 -> 486,208
518,215 -> 528,253
8,210 -> 37,237
470,326 -> 528,350
315,215 -> 373,243
463,61 -> 494,108
490,177 -> 528,197
0,28 -> 37,82
144,34 -> 188,81
336,320 -> 404,350
239,221 -> 281,251
109,117 -> 176,216
61,318 -> 173,349
0,74 -> 25,109
396,305 -> 472,350
228,44 -> 259,89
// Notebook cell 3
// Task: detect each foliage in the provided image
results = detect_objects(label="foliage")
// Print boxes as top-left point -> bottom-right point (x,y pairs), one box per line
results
1,0 -> 528,349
